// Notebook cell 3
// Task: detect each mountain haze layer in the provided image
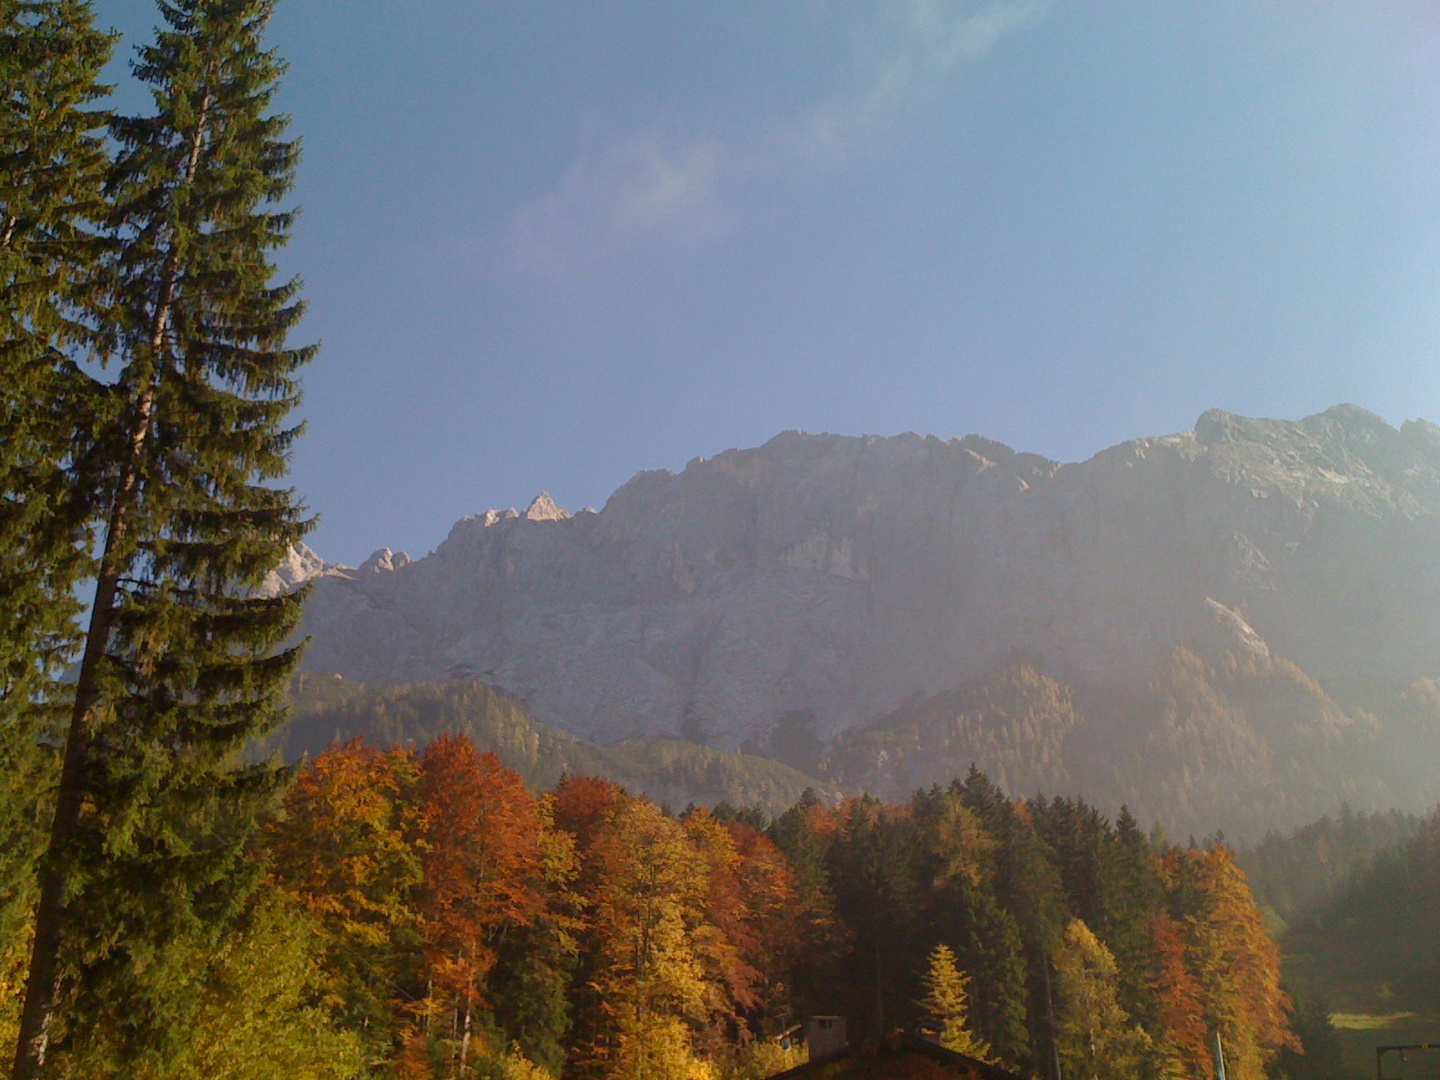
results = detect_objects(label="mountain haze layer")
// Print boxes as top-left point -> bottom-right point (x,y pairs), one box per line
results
291,406 -> 1440,832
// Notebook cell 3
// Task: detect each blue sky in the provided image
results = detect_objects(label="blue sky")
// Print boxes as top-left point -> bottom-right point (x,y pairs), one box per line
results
96,1 -> 1440,565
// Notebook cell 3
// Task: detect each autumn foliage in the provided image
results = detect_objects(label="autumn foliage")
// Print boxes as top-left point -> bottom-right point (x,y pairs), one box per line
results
260,739 -> 1295,1080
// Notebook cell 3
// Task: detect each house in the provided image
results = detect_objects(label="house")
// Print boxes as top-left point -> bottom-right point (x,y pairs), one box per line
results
804,1016 -> 848,1058
767,1031 -> 1030,1080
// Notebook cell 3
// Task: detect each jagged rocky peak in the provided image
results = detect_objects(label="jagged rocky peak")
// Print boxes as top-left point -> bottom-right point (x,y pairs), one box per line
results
1187,404 -> 1440,514
359,547 -> 412,574
257,542 -> 353,598
523,492 -> 570,521
1401,417 -> 1440,452
450,492 -> 571,535
1194,403 -> 1391,447
476,507 -> 521,527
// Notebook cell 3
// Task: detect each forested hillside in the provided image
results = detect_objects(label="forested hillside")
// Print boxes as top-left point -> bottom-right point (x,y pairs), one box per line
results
1288,809 -> 1440,1005
820,654 -> 1440,839
6,680 -> 1306,1078
275,676 -> 838,813
279,652 -> 1440,844
1238,807 -> 1423,930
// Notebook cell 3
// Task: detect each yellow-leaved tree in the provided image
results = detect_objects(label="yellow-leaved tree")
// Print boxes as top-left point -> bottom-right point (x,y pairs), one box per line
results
919,943 -> 991,1060
1053,919 -> 1152,1080
1171,848 -> 1296,1080
589,800 -> 716,1080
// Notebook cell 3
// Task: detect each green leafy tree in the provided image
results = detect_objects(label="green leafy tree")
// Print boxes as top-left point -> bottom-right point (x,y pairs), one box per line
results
960,771 -> 1064,1073
764,789 -> 847,1018
910,782 -> 1027,1068
10,1 -> 314,1074
919,943 -> 990,1060
825,796 -> 922,1039
1105,805 -> 1166,1025
768,710 -> 824,777
1267,997 -> 1344,1080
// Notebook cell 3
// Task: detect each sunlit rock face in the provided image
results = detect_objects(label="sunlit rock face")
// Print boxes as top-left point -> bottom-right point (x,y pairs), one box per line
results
296,406 -> 1440,746
258,542 -> 354,598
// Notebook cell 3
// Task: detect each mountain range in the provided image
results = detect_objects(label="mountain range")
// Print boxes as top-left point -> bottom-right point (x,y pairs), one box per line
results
275,405 -> 1440,836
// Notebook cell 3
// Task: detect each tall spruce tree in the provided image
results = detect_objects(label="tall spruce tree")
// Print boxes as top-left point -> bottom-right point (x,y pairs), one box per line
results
10,1 -> 313,1075
0,0 -> 112,708
962,883 -> 1031,1068
0,0 -> 112,1054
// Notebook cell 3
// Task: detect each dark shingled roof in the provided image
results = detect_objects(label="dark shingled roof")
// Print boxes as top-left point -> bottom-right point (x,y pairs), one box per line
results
767,1032 -> 1031,1080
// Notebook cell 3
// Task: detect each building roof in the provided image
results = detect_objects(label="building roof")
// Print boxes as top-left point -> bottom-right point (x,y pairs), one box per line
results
767,1032 -> 1030,1080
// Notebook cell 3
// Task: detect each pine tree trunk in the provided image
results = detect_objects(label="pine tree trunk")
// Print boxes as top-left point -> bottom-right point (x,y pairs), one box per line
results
9,93 -> 209,1080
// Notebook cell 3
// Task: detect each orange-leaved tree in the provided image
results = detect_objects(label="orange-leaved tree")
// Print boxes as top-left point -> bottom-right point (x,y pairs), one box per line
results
682,808 -> 761,1060
1144,912 -> 1209,1079
414,735 -> 548,1069
1169,846 -> 1297,1080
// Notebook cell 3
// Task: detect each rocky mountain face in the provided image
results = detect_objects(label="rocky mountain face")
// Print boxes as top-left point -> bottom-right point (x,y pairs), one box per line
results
292,405 -> 1440,829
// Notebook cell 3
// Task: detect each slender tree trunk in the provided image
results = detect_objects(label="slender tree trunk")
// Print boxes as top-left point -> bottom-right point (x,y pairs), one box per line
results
1042,956 -> 1062,1080
11,515 -> 131,1080
9,96 -> 210,1080
458,995 -> 473,1077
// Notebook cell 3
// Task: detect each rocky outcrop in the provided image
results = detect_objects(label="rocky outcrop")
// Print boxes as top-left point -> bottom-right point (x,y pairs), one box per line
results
359,548 -> 412,575
296,406 -> 1440,750
258,542 -> 354,598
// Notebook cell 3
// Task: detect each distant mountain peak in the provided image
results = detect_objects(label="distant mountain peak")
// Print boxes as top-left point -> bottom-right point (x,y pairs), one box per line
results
524,492 -> 569,521
258,543 -> 353,597
447,492 -> 572,537
359,547 -> 412,574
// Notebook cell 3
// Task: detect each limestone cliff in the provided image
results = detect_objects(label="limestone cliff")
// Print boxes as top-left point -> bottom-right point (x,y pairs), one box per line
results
296,406 -> 1440,762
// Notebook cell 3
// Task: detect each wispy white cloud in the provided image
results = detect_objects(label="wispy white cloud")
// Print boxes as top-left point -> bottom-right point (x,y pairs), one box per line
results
797,0 -> 1043,163
511,132 -> 728,276
509,0 -> 1045,277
